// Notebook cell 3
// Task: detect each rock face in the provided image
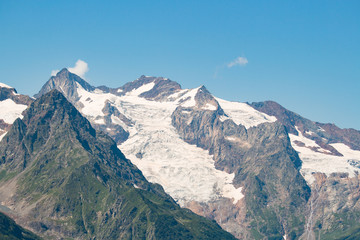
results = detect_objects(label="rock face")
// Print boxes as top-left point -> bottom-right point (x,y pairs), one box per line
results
250,101 -> 360,153
34,68 -> 94,104
0,90 -> 236,239
20,71 -> 360,239
171,88 -> 311,239
121,75 -> 182,101
34,68 -> 130,144
301,173 -> 360,239
250,101 -> 360,239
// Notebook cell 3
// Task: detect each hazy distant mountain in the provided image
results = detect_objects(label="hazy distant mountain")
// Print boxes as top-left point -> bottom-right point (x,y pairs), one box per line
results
0,90 -> 235,239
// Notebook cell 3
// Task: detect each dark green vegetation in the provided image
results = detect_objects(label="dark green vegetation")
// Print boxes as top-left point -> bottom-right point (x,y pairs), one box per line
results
0,212 -> 41,240
0,90 -> 235,239
313,211 -> 360,240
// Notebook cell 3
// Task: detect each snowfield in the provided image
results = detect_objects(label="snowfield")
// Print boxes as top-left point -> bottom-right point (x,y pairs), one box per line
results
216,98 -> 277,129
290,127 -> 360,184
77,83 -> 244,206
0,99 -> 27,124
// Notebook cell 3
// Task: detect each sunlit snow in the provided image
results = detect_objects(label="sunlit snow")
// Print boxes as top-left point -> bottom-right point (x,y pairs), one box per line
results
0,83 -> 13,89
117,94 -> 243,205
0,132 -> 6,142
76,83 -> 244,206
0,99 -> 27,124
203,103 -> 217,111
216,98 -> 277,129
177,88 -> 199,108
76,83 -> 116,120
126,82 -> 155,96
290,127 -> 360,184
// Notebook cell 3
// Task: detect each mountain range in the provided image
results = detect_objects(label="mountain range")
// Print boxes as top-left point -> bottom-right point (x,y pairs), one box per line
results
0,68 -> 360,239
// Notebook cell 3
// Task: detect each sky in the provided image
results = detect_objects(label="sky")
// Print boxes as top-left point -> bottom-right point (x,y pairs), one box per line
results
0,1 -> 359,130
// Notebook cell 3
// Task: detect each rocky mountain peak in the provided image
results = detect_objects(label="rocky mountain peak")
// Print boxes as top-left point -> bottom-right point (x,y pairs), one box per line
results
0,83 -> 15,90
193,85 -> 224,113
118,75 -> 182,100
34,68 -> 94,105
0,88 -> 236,240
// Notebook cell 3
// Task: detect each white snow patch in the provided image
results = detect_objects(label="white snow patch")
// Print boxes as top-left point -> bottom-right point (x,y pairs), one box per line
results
76,83 -> 116,119
291,127 -> 325,150
0,83 -> 13,89
305,130 -> 315,136
177,88 -> 200,108
318,127 -> 326,132
331,143 -> 360,160
216,98 -> 277,129
222,182 -> 243,204
93,89 -> 104,94
203,103 -> 217,111
290,127 -> 360,184
225,136 -> 237,142
0,132 -> 6,142
126,82 -> 155,96
167,89 -> 188,101
93,118 -> 105,124
117,88 -> 123,93
0,99 -> 27,124
219,115 -> 230,122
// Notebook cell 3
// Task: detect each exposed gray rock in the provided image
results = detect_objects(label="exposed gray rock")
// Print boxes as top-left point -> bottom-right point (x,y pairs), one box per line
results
34,68 -> 94,107
172,98 -> 311,239
34,69 -> 130,145
300,172 -> 360,239
250,101 -> 354,155
116,75 -> 182,100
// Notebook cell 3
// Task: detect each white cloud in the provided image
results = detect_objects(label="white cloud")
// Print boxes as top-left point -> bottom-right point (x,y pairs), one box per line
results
51,69 -> 59,76
68,59 -> 89,78
227,57 -> 248,68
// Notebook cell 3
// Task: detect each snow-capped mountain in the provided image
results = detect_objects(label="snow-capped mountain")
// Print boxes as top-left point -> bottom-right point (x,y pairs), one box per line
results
2,68 -> 360,239
0,89 -> 236,239
250,101 -> 360,184
0,83 -> 33,141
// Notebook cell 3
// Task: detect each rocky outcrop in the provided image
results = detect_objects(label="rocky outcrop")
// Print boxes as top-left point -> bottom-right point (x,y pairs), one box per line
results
0,90 -> 236,239
118,75 -> 182,100
172,93 -> 311,239
99,100 -> 132,144
34,68 -> 94,106
301,172 -> 360,239
0,87 -> 33,106
316,123 -> 360,151
34,69 -> 130,145
250,101 -> 358,156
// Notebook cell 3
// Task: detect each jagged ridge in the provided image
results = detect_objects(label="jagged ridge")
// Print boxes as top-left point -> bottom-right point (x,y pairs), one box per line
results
0,90 -> 236,239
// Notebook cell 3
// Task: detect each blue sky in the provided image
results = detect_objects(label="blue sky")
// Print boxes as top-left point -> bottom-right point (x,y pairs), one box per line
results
0,1 -> 359,129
